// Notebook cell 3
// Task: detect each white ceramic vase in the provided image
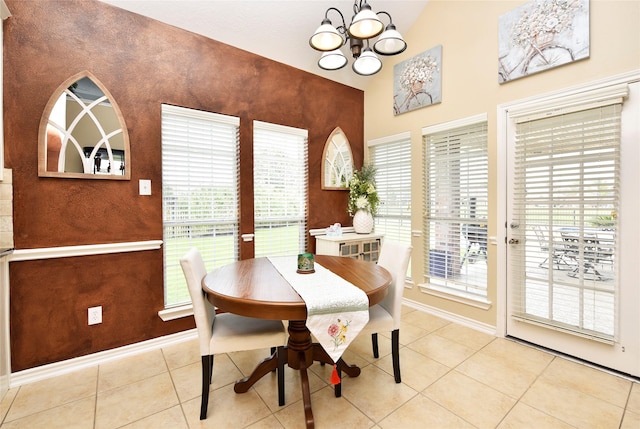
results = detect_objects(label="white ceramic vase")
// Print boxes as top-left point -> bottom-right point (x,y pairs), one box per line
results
353,210 -> 374,234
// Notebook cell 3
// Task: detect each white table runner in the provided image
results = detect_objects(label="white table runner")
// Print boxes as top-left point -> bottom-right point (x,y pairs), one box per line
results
268,256 -> 369,383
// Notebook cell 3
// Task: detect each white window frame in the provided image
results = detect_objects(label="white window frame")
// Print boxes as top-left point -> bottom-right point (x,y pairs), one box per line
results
160,104 -> 240,316
253,121 -> 308,257
420,113 -> 491,309
369,132 -> 412,280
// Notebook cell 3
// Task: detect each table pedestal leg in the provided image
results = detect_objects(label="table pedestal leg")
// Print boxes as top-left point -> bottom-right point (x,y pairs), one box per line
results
287,320 -> 315,428
233,320 -> 363,429
234,349 -> 278,393
298,352 -> 314,429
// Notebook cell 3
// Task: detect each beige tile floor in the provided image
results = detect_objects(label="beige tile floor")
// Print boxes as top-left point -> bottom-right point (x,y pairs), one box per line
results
1,307 -> 639,428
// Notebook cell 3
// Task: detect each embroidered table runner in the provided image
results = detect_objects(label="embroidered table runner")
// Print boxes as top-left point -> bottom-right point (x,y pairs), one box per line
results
268,256 -> 369,383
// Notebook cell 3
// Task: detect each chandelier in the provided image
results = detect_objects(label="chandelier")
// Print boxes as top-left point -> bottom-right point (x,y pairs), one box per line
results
309,1 -> 407,76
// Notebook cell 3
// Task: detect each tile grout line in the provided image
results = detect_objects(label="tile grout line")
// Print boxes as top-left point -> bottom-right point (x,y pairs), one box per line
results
343,358 -> 420,427
0,386 -> 20,427
93,365 -> 100,429
491,350 -> 558,428
3,311 -> 639,428
402,324 -> 477,426
513,355 -> 585,428
160,346 -> 190,428
619,382 -> 635,429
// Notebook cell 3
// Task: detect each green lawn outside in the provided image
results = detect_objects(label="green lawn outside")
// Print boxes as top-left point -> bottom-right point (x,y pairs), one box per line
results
164,233 -> 237,306
164,224 -> 303,306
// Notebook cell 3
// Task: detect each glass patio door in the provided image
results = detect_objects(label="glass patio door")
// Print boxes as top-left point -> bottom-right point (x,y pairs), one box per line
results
505,80 -> 640,377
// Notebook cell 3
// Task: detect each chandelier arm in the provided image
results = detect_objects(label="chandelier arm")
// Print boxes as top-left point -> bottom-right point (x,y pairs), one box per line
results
325,7 -> 348,35
376,10 -> 393,25
353,0 -> 367,16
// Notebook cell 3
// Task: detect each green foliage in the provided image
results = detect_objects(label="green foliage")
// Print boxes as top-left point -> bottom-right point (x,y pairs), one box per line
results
591,215 -> 615,228
347,164 -> 380,216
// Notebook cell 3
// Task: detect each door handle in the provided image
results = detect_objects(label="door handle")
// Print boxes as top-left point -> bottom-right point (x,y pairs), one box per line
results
508,238 -> 519,245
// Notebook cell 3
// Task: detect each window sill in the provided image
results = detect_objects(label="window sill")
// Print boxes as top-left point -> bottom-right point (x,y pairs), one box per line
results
158,304 -> 193,321
418,283 -> 492,310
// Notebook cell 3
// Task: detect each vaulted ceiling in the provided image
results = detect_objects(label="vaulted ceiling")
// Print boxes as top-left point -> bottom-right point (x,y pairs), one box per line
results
100,1 -> 429,90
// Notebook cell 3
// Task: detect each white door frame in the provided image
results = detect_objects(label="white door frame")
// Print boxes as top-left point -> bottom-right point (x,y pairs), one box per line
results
496,71 -> 640,374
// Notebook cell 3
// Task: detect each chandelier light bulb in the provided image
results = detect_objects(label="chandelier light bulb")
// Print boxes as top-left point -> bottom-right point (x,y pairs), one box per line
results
309,20 -> 344,51
348,4 -> 383,39
318,49 -> 348,70
373,24 -> 407,55
352,48 -> 382,76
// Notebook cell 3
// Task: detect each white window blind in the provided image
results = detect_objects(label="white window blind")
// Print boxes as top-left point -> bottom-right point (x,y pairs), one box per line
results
253,121 -> 308,257
511,103 -> 621,340
161,104 -> 240,307
423,118 -> 488,298
370,134 -> 412,277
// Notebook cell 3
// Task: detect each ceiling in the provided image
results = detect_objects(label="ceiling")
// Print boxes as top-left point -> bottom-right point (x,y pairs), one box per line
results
100,0 -> 429,90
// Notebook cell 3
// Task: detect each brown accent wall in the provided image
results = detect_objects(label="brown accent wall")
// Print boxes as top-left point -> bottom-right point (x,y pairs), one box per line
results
4,0 -> 363,371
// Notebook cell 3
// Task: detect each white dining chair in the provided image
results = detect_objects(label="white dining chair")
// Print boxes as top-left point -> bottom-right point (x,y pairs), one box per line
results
180,248 -> 288,420
361,240 -> 412,383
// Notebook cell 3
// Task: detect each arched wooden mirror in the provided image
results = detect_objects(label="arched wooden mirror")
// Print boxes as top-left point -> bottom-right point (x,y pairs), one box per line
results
38,71 -> 130,179
321,127 -> 353,190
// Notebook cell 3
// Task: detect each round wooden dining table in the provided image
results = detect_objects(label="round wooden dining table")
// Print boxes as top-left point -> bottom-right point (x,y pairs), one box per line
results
201,254 -> 392,429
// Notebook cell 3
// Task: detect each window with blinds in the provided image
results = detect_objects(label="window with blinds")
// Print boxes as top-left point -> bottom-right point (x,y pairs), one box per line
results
253,121 -> 308,257
370,133 -> 412,277
423,116 -> 488,298
511,102 -> 621,339
161,105 -> 240,307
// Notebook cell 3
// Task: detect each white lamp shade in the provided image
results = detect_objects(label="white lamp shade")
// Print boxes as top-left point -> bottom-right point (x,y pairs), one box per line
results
318,49 -> 348,70
310,23 -> 343,51
348,5 -> 383,39
373,27 -> 407,55
352,48 -> 382,76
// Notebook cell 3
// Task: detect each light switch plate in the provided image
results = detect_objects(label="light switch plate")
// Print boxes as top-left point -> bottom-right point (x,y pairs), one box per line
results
139,179 -> 151,196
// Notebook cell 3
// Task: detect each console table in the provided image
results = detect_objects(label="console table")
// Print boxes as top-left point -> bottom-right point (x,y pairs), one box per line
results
315,232 -> 383,262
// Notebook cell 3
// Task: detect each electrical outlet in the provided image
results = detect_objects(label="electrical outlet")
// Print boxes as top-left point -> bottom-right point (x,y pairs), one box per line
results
88,306 -> 102,325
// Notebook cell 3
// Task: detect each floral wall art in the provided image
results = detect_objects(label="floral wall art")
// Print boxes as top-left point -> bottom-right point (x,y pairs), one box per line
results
498,0 -> 590,83
393,45 -> 442,115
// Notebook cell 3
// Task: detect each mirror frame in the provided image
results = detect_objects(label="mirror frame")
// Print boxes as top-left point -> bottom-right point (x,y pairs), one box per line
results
38,71 -> 131,180
321,127 -> 354,190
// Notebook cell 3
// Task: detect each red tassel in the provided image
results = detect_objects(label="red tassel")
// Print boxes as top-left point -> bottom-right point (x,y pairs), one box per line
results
330,363 -> 341,385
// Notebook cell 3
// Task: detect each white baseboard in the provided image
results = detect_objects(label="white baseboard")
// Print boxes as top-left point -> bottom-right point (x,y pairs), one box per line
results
10,303 -> 496,388
10,328 -> 197,388
402,298 -> 498,337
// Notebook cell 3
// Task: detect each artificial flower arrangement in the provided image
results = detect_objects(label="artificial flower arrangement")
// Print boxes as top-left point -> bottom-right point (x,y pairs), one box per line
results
347,164 -> 380,217
399,52 -> 439,93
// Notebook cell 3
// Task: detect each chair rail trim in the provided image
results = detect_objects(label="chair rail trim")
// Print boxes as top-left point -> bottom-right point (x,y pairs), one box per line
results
8,240 -> 163,261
